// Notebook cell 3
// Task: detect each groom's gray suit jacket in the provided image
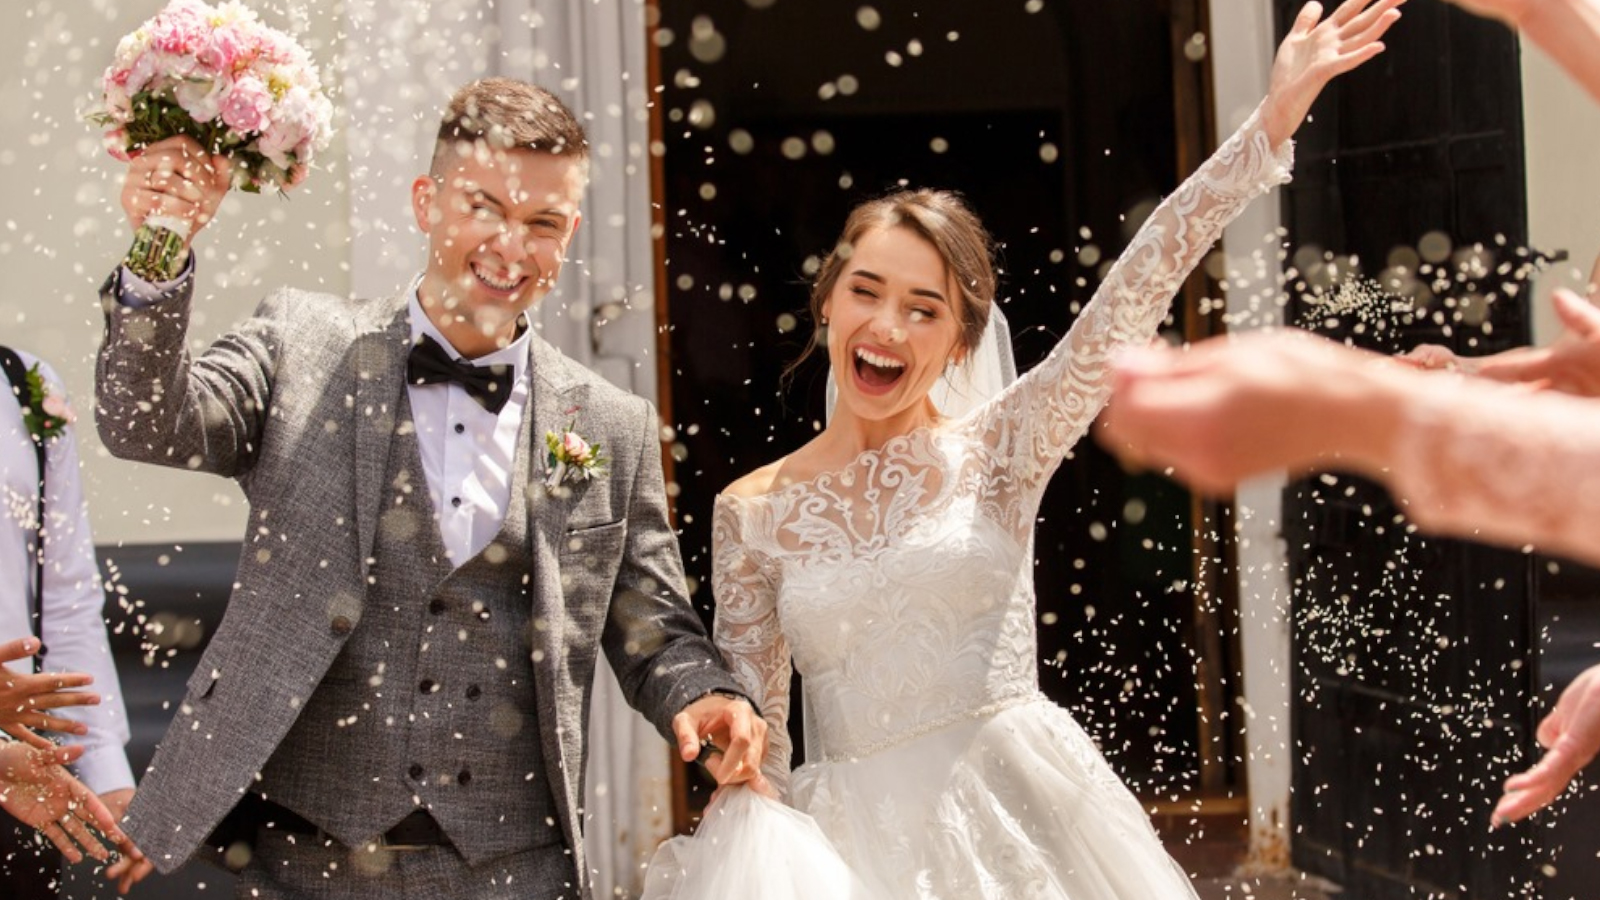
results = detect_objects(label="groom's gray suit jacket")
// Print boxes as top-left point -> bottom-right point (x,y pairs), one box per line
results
95,275 -> 739,892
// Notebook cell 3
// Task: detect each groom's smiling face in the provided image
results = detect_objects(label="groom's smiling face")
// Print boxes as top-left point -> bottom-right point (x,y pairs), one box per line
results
412,142 -> 585,353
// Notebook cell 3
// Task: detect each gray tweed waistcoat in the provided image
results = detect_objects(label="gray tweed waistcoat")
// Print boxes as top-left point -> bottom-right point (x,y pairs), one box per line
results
256,393 -> 563,865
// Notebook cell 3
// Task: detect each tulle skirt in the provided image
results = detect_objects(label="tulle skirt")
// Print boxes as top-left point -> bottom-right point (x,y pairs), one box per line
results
643,699 -> 1199,900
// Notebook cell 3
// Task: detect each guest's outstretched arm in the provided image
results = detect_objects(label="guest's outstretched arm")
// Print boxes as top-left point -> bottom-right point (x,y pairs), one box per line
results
1446,0 -> 1600,102
1101,330 -> 1600,567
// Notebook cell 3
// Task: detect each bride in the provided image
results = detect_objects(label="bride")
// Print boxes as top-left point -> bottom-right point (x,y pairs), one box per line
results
646,2 -> 1404,897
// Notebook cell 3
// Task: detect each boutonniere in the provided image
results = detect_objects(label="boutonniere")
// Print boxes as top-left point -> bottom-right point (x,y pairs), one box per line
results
19,363 -> 73,442
544,419 -> 608,492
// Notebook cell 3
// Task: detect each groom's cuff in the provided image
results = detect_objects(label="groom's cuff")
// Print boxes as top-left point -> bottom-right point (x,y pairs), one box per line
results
111,255 -> 195,308
697,687 -> 761,718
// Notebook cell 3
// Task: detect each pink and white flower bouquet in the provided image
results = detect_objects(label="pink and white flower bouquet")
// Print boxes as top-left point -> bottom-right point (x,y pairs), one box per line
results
89,0 -> 334,280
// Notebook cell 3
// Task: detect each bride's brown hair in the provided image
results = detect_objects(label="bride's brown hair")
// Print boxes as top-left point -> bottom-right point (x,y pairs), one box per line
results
788,189 -> 997,379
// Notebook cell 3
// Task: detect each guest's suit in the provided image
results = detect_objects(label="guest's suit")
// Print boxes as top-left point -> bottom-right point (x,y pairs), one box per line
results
96,275 -> 739,898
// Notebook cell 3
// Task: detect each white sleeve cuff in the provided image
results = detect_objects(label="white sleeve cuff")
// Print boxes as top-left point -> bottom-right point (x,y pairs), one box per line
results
71,741 -> 136,796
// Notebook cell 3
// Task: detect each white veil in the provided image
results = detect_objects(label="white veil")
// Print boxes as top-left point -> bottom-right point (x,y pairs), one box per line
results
825,304 -> 1018,423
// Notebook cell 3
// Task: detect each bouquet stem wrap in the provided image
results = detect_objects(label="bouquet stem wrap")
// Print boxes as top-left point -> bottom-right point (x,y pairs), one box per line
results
124,215 -> 191,282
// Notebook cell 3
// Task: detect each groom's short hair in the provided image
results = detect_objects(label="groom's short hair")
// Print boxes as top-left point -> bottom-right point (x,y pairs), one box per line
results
432,78 -> 589,175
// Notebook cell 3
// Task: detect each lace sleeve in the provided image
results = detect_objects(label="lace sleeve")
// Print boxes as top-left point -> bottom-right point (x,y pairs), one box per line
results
977,102 -> 1294,492
710,495 -> 794,798
1390,381 -> 1600,565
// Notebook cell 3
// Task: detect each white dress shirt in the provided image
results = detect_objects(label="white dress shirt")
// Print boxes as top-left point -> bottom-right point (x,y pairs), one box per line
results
119,265 -> 534,567
405,291 -> 532,566
1,352 -> 134,794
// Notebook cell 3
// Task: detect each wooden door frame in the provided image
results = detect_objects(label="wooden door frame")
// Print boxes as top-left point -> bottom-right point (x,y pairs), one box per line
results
1167,0 -> 1248,803
642,0 -> 701,836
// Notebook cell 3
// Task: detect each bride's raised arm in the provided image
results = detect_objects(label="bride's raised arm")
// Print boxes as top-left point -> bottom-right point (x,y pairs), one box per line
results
978,0 -> 1403,479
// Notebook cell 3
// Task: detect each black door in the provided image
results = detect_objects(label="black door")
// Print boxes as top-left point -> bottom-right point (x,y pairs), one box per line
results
1274,3 -> 1588,896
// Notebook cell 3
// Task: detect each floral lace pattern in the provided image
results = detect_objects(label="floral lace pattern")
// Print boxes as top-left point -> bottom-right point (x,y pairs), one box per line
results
713,105 -> 1293,813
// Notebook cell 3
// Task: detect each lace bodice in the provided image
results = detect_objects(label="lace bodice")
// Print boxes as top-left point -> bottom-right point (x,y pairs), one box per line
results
714,106 -> 1293,796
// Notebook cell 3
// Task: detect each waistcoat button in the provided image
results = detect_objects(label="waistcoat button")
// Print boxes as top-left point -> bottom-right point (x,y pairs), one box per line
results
408,763 -> 423,780
331,616 -> 353,635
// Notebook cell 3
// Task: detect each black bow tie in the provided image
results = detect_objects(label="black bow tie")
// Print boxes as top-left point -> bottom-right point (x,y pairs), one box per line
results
406,334 -> 515,414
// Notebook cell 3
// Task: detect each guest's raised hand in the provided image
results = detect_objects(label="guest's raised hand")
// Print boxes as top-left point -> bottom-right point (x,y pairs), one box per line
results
1441,0 -> 1536,27
1262,0 -> 1407,146
1099,331 -> 1403,494
119,134 -> 232,251
1493,662 -> 1600,825
672,692 -> 769,788
1472,289 -> 1600,396
0,742 -> 127,864
1398,343 -> 1475,372
99,789 -> 153,895
105,839 -> 155,895
1,637 -> 99,748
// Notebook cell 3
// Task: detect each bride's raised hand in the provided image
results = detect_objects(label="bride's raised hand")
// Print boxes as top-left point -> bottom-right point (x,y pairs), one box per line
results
1261,0 -> 1406,147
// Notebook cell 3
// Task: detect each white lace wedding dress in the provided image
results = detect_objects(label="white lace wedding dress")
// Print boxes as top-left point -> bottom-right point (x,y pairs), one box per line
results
643,105 -> 1292,900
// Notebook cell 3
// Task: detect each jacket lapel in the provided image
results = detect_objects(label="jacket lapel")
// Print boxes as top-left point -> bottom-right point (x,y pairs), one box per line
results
524,335 -> 590,852
352,296 -> 413,582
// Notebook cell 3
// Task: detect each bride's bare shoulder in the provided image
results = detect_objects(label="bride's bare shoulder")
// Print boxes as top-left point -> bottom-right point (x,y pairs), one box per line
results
722,440 -> 835,500
722,459 -> 794,501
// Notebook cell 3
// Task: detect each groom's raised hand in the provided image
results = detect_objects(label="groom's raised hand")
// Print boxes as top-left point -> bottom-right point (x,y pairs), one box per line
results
120,134 -> 232,254
673,693 -> 769,789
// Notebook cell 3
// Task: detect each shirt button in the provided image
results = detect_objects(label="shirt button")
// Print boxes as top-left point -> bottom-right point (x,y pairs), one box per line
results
454,423 -> 465,434
419,679 -> 437,694
451,497 -> 462,508
408,764 -> 424,780
331,616 -> 353,635
428,599 -> 447,615
465,685 -> 481,701
458,770 -> 472,786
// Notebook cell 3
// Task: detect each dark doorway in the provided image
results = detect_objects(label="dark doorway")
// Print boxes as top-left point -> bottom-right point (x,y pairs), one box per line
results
1274,2 -> 1596,897
656,0 -> 1232,811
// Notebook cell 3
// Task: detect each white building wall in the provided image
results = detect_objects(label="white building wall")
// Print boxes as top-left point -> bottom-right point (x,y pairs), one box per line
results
1523,34 -> 1600,335
1206,0 -> 1294,871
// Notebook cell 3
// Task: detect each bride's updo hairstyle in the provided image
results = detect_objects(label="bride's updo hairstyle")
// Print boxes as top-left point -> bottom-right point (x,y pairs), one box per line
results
791,189 -> 997,376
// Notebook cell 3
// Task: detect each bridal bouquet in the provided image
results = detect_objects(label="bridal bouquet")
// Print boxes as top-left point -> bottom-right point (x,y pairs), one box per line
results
88,0 -> 334,280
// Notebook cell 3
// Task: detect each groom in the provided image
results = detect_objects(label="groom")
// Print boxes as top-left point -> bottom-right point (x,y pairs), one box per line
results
97,78 -> 765,898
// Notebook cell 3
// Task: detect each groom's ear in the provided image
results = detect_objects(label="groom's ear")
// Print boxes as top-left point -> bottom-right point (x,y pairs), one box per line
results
411,175 -> 437,233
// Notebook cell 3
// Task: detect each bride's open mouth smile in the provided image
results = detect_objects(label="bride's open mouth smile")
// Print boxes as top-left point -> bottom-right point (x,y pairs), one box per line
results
852,345 -> 907,395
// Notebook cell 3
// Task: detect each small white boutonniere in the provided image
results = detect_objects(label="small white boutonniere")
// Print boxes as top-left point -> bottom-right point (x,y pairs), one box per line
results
544,421 -> 608,491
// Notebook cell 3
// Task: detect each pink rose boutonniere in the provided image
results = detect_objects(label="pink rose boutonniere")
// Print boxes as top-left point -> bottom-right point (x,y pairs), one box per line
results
545,423 -> 608,492
20,363 -> 74,442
